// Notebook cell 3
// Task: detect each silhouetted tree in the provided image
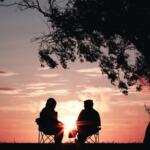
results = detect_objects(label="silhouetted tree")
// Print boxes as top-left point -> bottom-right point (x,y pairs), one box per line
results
1,0 -> 150,94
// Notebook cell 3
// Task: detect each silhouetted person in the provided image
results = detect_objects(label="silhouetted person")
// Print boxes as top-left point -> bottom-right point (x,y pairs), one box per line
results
36,98 -> 64,143
76,99 -> 101,143
144,121 -> 150,144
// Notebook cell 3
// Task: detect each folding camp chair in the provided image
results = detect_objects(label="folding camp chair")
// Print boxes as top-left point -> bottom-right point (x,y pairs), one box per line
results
38,131 -> 55,143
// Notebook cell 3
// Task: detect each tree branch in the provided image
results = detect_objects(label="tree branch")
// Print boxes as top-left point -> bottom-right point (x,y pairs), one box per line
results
34,0 -> 51,17
0,0 -> 52,18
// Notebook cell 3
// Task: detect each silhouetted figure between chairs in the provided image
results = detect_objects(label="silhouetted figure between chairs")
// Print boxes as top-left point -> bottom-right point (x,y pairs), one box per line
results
144,121 -> 150,144
76,99 -> 101,143
35,98 -> 64,143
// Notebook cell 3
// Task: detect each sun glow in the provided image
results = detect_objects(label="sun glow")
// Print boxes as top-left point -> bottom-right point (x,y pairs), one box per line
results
63,116 -> 76,133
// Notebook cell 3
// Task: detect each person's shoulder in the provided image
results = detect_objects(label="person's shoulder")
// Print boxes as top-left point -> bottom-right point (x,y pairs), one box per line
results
93,109 -> 99,114
79,109 -> 84,114
81,109 -> 85,112
53,110 -> 57,115
40,107 -> 46,113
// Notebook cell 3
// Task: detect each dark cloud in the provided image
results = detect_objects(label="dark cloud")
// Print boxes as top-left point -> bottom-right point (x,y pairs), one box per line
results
0,87 -> 15,91
0,71 -> 6,74
0,70 -> 18,77
0,87 -> 21,94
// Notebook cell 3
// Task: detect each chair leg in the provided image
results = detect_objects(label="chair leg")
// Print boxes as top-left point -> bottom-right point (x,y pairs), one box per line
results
94,133 -> 99,143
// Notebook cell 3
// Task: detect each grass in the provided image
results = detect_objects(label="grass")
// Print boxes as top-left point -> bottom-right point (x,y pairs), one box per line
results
0,143 -> 146,150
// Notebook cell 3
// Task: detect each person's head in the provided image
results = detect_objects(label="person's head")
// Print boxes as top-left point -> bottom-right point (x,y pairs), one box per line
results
84,99 -> 93,109
46,98 -> 56,110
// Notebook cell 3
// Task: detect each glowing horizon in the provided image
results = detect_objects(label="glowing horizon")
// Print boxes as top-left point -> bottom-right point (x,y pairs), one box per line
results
0,4 -> 150,143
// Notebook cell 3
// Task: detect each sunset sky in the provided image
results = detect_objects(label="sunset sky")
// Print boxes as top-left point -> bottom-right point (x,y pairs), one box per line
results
0,3 -> 150,143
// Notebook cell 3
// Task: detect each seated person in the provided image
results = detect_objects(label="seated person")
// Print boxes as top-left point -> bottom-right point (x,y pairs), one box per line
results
76,99 -> 101,143
36,98 -> 64,143
143,121 -> 150,144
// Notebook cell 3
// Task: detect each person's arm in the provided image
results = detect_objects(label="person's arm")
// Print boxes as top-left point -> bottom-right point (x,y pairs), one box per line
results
39,108 -> 45,118
55,112 -> 64,126
76,110 -> 85,128
77,110 -> 83,121
54,112 -> 59,122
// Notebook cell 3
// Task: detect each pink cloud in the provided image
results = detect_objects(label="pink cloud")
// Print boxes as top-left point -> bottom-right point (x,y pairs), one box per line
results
76,68 -> 101,74
25,82 -> 65,90
26,89 -> 70,97
35,73 -> 60,78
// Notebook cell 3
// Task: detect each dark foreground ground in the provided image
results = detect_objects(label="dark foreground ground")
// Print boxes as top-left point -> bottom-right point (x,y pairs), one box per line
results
0,143 -> 148,150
